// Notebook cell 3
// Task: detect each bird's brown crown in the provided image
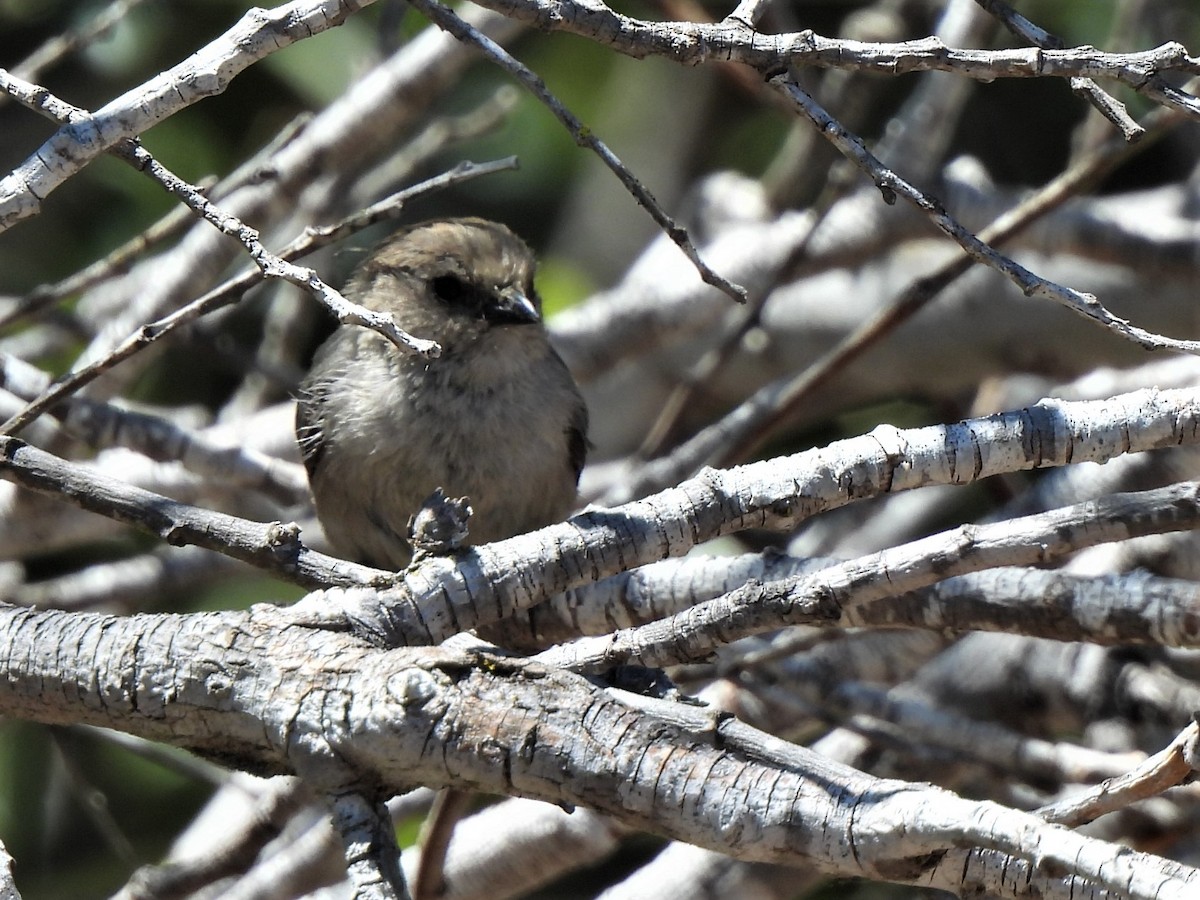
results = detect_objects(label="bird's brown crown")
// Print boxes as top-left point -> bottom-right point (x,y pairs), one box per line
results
353,217 -> 539,317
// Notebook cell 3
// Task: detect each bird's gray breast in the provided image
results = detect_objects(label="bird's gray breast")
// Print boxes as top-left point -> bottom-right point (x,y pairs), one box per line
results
311,329 -> 579,562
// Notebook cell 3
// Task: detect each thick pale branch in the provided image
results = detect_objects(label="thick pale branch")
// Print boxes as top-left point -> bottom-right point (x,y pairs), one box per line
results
852,566 -> 1200,648
334,386 -> 1200,646
0,604 -> 1193,897
536,480 -> 1200,671
5,386 -> 1199,643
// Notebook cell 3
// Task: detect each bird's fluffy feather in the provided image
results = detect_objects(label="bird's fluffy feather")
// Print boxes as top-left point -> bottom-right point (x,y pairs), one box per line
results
296,218 -> 587,569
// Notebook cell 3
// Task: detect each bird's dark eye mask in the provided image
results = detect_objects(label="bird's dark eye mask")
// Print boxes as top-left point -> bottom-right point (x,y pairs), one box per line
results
431,273 -> 472,305
430,273 -> 499,321
429,272 -> 538,326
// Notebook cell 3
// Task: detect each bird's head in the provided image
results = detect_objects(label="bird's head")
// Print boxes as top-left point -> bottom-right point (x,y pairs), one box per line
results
351,218 -> 544,346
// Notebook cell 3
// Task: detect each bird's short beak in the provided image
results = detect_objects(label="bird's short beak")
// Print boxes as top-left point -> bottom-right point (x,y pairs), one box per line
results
491,286 -> 541,325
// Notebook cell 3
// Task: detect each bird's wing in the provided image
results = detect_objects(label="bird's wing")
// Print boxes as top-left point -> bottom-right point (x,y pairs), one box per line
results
294,382 -> 329,478
567,382 -> 589,484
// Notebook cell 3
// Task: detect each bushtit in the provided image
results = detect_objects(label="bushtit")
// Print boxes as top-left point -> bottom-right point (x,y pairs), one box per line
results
296,218 -> 587,569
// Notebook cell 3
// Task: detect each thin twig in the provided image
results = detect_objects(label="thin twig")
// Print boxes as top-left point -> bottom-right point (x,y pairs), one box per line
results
0,71 -> 440,432
2,113 -> 314,332
465,0 -> 1200,104
0,0 -> 382,231
771,74 -> 1200,355
307,157 -> 520,245
409,0 -> 747,304
1037,720 -> 1200,826
606,97 -> 1187,499
0,436 -> 390,589
710,98 -> 1188,465
116,142 -> 440,359
412,789 -> 474,900
0,158 -> 517,437
973,0 -> 1143,140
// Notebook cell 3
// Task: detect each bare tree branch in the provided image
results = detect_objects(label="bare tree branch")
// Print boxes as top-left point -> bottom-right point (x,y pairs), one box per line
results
467,0 -> 1200,96
0,436 -> 387,589
537,481 -> 1200,671
409,0 -> 747,304
0,603 -> 1195,897
0,0 -> 383,230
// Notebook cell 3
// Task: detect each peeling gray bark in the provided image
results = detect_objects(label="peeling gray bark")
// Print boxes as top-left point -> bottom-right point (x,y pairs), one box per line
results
0,603 -> 1194,897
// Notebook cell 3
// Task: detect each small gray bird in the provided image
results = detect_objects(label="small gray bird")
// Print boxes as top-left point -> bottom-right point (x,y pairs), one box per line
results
296,218 -> 587,569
